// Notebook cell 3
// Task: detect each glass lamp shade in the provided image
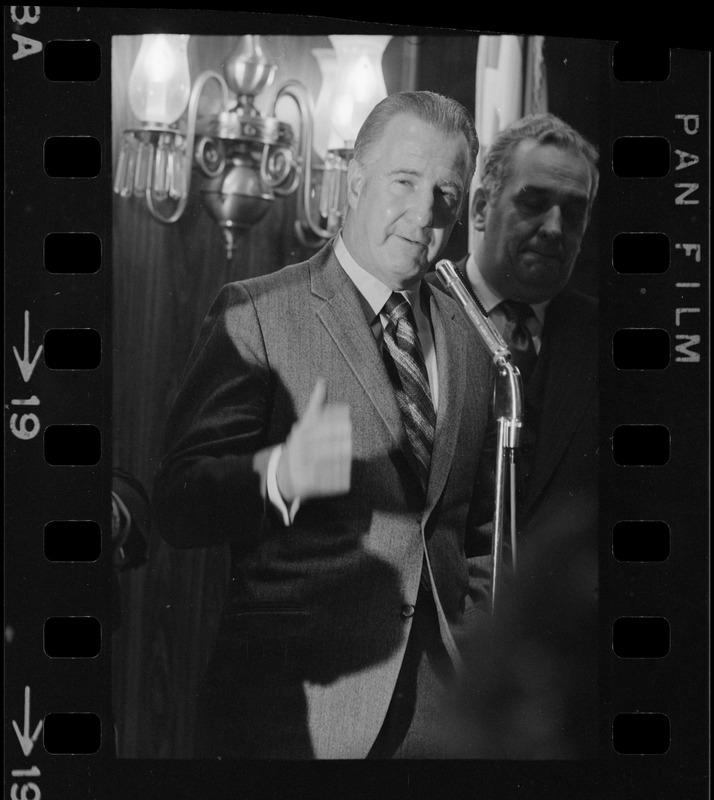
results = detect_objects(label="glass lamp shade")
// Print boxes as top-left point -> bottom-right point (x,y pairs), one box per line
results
128,34 -> 191,125
327,35 -> 391,148
311,48 -> 341,160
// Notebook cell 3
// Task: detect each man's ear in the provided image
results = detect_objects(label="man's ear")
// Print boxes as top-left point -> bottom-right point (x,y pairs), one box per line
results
471,186 -> 489,232
346,159 -> 364,210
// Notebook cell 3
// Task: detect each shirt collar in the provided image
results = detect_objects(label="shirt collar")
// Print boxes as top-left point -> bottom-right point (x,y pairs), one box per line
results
334,234 -> 422,321
465,252 -> 549,325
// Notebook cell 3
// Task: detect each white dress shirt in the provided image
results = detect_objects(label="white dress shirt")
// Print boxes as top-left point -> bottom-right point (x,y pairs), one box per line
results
464,252 -> 548,353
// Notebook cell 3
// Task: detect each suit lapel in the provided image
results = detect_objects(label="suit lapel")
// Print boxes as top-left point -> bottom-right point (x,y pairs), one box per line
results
423,284 -> 470,519
312,248 -> 423,479
522,291 -> 597,514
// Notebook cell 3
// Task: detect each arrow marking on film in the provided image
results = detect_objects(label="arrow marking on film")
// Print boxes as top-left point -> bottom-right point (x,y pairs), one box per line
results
12,686 -> 43,757
13,310 -> 43,383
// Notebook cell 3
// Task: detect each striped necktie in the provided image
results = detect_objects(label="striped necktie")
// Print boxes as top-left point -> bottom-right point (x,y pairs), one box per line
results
381,292 -> 436,490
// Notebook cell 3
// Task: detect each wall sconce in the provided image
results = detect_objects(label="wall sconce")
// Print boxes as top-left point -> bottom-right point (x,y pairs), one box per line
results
310,48 -> 341,159
303,35 -> 392,247
113,33 -> 391,258
114,35 -> 193,213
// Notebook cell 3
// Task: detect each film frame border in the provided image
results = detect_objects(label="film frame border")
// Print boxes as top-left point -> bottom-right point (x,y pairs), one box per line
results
4,8 -> 710,799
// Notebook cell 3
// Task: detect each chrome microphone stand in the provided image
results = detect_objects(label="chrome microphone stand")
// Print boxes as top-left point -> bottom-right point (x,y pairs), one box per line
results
436,259 -> 524,614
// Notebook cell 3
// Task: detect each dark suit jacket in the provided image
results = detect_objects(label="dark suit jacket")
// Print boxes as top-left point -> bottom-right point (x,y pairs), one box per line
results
152,241 -> 493,758
519,284 -> 598,536
453,256 -> 598,549
453,257 -> 599,757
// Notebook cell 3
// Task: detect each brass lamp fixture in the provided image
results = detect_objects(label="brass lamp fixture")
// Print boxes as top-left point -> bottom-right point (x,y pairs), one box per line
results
113,33 -> 391,258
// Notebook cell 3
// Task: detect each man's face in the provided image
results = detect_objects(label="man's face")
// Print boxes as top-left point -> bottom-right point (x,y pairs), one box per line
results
474,139 -> 593,303
343,114 -> 469,291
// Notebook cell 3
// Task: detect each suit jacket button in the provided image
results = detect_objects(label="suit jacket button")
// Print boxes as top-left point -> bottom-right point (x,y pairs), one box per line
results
400,604 -> 415,618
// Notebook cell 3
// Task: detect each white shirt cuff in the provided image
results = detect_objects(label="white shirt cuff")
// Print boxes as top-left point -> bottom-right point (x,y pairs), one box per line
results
266,444 -> 301,526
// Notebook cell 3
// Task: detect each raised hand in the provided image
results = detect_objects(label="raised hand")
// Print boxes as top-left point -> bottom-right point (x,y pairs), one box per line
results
276,379 -> 352,502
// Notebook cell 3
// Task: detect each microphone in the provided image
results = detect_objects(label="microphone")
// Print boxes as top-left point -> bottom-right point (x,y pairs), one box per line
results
435,258 -> 523,449
435,258 -> 525,594
435,259 -> 511,367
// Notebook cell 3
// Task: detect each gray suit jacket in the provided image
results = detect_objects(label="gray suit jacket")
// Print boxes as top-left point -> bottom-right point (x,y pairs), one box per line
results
153,242 -> 493,758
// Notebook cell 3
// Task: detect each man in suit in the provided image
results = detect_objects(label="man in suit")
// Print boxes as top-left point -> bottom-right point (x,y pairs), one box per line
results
456,113 -> 600,757
152,91 -> 493,759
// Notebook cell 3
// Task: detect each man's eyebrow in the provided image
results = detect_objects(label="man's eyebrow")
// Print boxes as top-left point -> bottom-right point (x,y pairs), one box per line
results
386,167 -> 422,178
518,185 -> 589,202
386,168 -> 463,190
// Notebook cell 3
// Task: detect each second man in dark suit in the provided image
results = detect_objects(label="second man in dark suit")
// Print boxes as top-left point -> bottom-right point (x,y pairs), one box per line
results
455,113 -> 600,758
463,112 -> 599,553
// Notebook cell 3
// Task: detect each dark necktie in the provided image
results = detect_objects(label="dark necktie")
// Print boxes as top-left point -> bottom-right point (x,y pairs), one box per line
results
498,299 -> 538,384
381,292 -> 436,491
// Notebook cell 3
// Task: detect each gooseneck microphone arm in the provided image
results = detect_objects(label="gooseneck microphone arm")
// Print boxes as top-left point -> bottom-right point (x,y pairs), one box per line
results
435,259 -> 524,614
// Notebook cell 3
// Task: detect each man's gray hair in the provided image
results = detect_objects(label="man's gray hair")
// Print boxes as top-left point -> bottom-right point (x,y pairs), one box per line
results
479,113 -> 600,214
353,90 -> 480,184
